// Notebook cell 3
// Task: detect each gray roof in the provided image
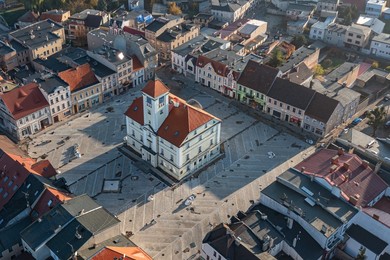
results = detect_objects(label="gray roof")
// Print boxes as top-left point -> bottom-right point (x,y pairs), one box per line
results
0,41 -> 15,56
37,75 -> 69,94
372,33 -> 390,44
9,19 -> 63,49
278,46 -> 318,73
253,204 -> 323,260
0,218 -> 32,252
238,24 -> 258,35
46,207 -> 120,260
326,23 -> 347,34
74,56 -> 116,78
145,19 -> 167,32
305,92 -> 339,123
267,78 -> 316,110
278,169 -> 358,222
322,62 -> 359,88
9,39 -> 28,52
78,235 -> 136,259
288,3 -> 315,12
347,224 -> 388,254
20,194 -> 106,250
70,9 -> 102,20
34,57 -> 72,73
262,181 -> 343,237
319,0 -> 338,3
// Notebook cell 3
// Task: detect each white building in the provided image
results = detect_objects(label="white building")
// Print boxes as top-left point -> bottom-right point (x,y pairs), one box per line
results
124,79 -> 221,180
37,75 -> 72,123
365,0 -> 387,17
211,0 -> 254,23
317,0 -> 339,12
309,16 -> 336,40
0,83 -> 51,140
356,15 -> 385,35
370,33 -> 390,60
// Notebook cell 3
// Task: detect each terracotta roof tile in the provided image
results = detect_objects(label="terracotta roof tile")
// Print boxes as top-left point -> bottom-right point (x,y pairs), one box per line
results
92,246 -> 152,260
157,95 -> 220,147
58,63 -> 99,92
124,97 -> 144,125
30,160 -> 57,178
142,79 -> 170,98
132,55 -> 144,72
0,83 -> 49,120
31,187 -> 72,219
295,149 -> 389,207
0,150 -> 31,210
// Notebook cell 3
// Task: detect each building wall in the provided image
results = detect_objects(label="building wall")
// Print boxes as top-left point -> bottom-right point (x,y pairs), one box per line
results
303,102 -> 343,137
40,85 -> 72,123
370,39 -> 390,60
310,24 -> 326,40
266,97 -> 305,127
366,1 -> 386,17
303,48 -> 320,70
317,1 -> 338,11
324,28 -> 345,47
344,30 -> 370,49
201,243 -> 227,260
1,243 -> 24,260
70,83 -> 102,114
132,68 -> 145,87
0,49 -> 18,71
22,240 -> 51,260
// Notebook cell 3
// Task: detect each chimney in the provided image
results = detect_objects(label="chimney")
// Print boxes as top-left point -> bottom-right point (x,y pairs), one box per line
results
300,167 -> 305,173
373,214 -> 380,220
374,162 -> 382,174
348,147 -> 354,154
329,164 -> 338,173
338,148 -> 344,156
331,155 -> 339,165
362,160 -> 369,168
343,162 -> 349,170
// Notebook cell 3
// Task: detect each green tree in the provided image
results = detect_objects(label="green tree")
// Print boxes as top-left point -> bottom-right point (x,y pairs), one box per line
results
385,65 -> 390,71
269,48 -> 284,67
97,0 -> 108,10
356,246 -> 366,260
367,107 -> 387,137
291,34 -> 307,48
371,61 -> 379,69
20,0 -> 44,12
343,13 -> 352,25
168,2 -> 182,15
314,64 -> 325,76
322,59 -> 333,69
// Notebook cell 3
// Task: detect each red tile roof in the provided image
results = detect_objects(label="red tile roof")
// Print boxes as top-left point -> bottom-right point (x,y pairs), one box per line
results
31,187 -> 72,219
92,246 -> 152,260
0,150 -> 31,210
124,97 -> 144,125
363,197 -> 390,228
132,55 -> 144,72
142,79 -> 169,98
123,26 -> 146,37
295,149 -> 389,207
196,55 -> 228,77
58,63 -> 98,92
157,94 -> 220,147
125,79 -> 221,147
0,83 -> 49,120
30,160 -> 57,178
0,135 -> 26,157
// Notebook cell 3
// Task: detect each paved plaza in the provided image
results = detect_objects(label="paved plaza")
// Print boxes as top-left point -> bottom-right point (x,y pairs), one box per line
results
26,71 -> 312,259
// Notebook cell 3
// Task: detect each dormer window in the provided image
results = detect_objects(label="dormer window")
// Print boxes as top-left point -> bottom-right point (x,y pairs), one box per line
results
146,97 -> 152,108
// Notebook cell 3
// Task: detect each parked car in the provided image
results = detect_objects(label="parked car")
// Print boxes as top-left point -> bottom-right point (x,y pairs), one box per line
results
384,94 -> 390,101
385,121 -> 390,128
184,195 -> 196,206
351,118 -> 362,126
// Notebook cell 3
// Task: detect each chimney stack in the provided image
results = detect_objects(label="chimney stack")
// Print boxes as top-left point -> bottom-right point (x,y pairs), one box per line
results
338,148 -> 344,156
331,155 -> 339,165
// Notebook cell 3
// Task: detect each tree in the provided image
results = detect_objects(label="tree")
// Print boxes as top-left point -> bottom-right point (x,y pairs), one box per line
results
371,61 -> 379,69
97,0 -> 108,10
291,34 -> 307,48
269,48 -> 284,67
385,65 -> 390,71
356,246 -> 366,260
314,64 -> 325,76
367,107 -> 387,137
168,2 -> 182,15
322,59 -> 333,69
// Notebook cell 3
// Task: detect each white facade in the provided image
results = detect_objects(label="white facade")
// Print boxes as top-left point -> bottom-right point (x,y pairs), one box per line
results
212,0 -> 254,23
131,67 -> 145,87
365,0 -> 387,17
317,0 -> 339,11
370,34 -> 390,60
310,21 -> 327,40
39,85 -> 71,123
125,80 -> 221,180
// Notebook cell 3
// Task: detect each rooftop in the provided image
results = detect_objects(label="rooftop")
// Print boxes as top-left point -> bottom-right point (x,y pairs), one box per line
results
278,46 -> 318,73
91,246 -> 153,260
322,62 -> 359,88
69,9 -> 103,20
9,19 -> 63,49
0,41 -> 15,56
37,75 -> 68,94
0,82 -> 49,120
295,149 -> 389,207
58,63 -> 99,92
346,224 -> 388,254
305,92 -> 339,123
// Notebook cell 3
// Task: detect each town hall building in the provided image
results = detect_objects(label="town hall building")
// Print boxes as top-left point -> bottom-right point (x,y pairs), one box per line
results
124,78 -> 221,180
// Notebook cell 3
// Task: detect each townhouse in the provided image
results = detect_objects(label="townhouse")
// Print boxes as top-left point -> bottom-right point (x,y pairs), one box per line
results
37,75 -> 71,123
87,46 -> 132,93
370,33 -> 390,60
316,0 -> 339,12
66,9 -> 109,47
365,0 -> 387,18
324,23 -> 348,47
8,19 -> 65,64
40,9 -> 70,23
196,49 -> 262,98
236,60 -> 281,111
309,16 -> 336,41
211,0 -> 254,23
58,63 -> 102,114
286,3 -> 315,21
0,83 -> 51,140
0,40 -> 18,71
124,79 -> 221,180
344,24 -> 371,51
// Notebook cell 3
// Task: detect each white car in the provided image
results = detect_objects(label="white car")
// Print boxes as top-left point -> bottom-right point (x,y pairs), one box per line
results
184,195 -> 196,206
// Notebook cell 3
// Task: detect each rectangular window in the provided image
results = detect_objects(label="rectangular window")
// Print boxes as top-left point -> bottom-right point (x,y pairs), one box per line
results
159,96 -> 164,108
170,155 -> 174,161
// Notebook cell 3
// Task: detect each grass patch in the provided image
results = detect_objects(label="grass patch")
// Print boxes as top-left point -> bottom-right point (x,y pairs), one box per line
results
321,55 -> 345,74
0,5 -> 25,26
